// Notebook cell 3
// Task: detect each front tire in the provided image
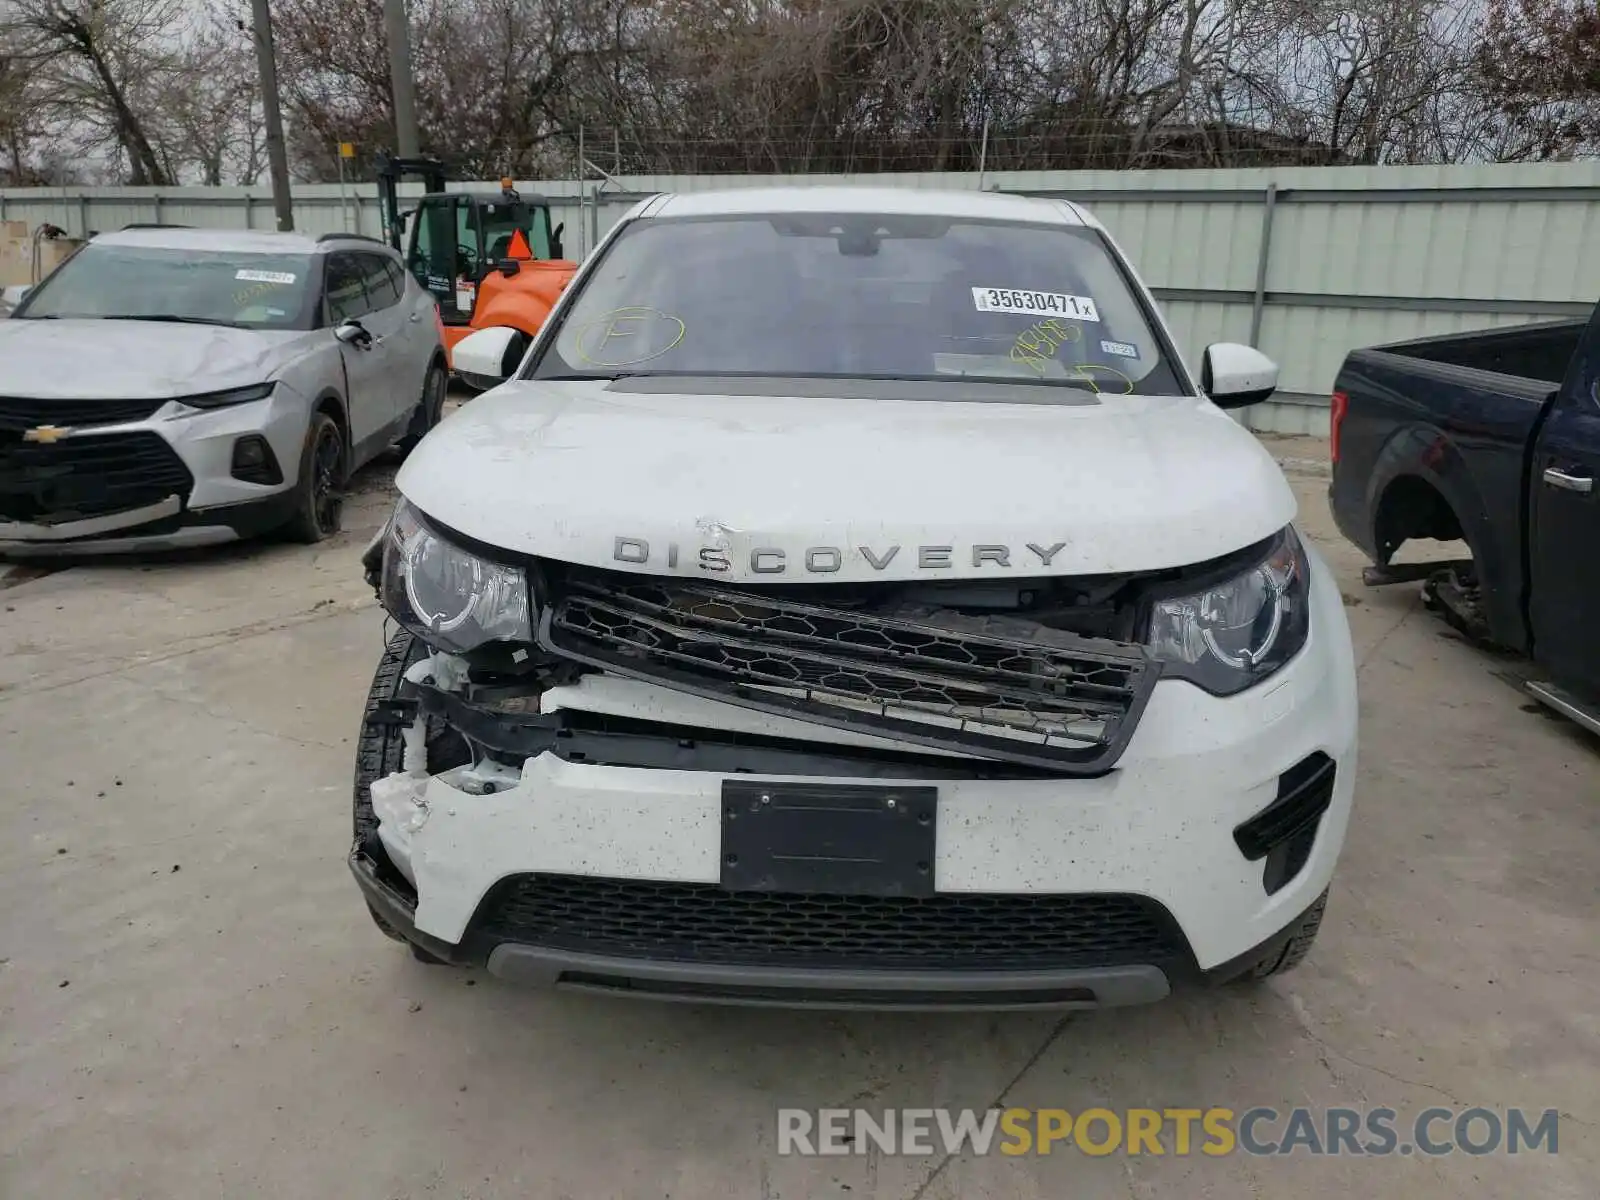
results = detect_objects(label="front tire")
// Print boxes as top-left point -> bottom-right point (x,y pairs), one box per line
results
284,412 -> 345,543
398,359 -> 448,456
1233,890 -> 1328,982
354,629 -> 469,958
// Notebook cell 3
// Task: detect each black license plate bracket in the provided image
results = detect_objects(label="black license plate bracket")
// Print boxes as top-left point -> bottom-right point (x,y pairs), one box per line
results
720,780 -> 938,897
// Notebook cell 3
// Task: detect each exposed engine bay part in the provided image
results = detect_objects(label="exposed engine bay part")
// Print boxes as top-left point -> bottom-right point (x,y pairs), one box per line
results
540,673 -> 980,758
372,529 -> 1313,777
535,566 -> 1159,774
411,682 -> 1061,781
403,647 -> 471,693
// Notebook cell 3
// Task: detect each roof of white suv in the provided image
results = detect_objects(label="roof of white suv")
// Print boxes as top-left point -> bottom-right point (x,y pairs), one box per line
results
651,185 -> 1090,226
91,226 -> 389,256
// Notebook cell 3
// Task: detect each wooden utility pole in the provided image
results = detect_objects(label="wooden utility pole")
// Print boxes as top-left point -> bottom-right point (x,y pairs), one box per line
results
250,0 -> 295,232
383,0 -> 420,157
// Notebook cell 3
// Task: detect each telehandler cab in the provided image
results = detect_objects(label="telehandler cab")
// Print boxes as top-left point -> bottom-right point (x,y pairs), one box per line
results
376,152 -> 577,379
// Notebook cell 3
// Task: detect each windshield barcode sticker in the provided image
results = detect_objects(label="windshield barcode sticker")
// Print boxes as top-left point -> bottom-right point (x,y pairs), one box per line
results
973,288 -> 1099,322
236,269 -> 297,284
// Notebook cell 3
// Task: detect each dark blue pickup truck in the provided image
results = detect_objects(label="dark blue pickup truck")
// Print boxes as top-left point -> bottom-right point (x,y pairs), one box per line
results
1329,300 -> 1600,732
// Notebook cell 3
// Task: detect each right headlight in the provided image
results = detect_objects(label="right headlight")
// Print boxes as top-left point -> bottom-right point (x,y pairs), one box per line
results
1146,526 -> 1311,695
380,498 -> 532,654
177,382 -> 277,410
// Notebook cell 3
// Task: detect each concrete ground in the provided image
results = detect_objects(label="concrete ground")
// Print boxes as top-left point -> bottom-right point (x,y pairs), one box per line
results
1,439 -> 1596,1199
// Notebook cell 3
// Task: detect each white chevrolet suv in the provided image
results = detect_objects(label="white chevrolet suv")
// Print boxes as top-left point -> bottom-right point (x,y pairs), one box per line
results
350,186 -> 1358,1010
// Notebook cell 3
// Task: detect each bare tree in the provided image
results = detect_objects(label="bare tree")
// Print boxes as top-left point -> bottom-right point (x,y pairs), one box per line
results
1249,0 -> 1480,165
152,8 -> 265,185
0,0 -> 188,184
0,46 -> 46,182
4,0 -> 1579,185
1476,0 -> 1600,160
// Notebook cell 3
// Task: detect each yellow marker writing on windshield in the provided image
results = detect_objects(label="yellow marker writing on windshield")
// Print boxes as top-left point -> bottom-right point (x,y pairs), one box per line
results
1011,318 -> 1083,374
574,306 -> 686,368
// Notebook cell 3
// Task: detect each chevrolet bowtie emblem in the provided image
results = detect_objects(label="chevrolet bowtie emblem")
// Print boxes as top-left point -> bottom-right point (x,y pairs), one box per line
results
22,425 -> 70,444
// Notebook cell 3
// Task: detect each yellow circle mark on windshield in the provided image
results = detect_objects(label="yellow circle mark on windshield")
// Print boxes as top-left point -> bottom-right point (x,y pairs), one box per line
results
1067,363 -> 1135,395
574,306 -> 686,367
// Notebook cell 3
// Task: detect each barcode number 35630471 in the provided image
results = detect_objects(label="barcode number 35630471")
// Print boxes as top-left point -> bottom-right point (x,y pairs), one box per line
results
972,288 -> 1101,322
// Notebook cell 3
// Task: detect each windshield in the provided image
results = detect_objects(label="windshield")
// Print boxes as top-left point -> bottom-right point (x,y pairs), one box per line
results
15,243 -> 316,329
532,213 -> 1185,397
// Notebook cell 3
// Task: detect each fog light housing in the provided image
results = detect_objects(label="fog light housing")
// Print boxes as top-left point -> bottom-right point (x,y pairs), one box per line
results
1235,752 -> 1336,895
231,435 -> 282,485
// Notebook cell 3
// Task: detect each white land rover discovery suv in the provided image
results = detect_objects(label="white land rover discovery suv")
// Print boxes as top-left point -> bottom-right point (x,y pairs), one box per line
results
350,186 -> 1358,1010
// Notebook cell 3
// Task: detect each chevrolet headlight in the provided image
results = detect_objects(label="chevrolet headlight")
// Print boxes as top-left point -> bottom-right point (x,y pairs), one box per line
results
380,498 -> 532,653
1147,526 -> 1310,695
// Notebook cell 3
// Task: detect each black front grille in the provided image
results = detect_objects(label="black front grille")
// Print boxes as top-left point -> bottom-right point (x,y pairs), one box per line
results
474,875 -> 1187,971
0,431 -> 193,523
541,569 -> 1156,773
0,395 -> 169,431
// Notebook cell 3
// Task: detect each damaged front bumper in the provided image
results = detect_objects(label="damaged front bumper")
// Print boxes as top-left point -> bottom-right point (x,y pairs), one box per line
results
351,525 -> 1357,1009
351,553 -> 1356,1009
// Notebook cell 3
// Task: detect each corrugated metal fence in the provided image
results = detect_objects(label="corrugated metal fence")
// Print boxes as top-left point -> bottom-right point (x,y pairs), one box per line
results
4,162 -> 1598,434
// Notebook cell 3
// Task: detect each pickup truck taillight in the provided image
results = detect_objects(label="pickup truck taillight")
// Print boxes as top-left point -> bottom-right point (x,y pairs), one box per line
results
1330,390 -> 1349,463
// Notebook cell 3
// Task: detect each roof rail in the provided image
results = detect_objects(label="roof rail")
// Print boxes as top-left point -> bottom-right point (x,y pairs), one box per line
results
119,223 -> 191,230
316,232 -> 389,246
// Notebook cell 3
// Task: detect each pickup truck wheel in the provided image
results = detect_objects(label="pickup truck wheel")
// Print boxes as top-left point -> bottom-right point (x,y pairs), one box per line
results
398,359 -> 447,456
284,412 -> 346,543
1233,890 -> 1327,982
354,628 -> 470,958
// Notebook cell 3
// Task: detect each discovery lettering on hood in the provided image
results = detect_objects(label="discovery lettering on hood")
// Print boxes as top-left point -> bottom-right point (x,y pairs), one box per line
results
613,538 -> 1069,574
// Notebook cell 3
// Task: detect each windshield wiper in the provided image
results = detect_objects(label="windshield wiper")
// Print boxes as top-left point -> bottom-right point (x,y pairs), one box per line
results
111,314 -> 244,327
538,371 -> 676,382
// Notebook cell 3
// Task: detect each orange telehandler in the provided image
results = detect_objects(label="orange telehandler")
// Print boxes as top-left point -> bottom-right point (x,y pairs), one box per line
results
376,153 -> 578,380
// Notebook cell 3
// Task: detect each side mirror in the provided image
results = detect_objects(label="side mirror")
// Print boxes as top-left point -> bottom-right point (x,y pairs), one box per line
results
452,325 -> 523,387
550,222 -> 565,259
1200,342 -> 1278,409
334,318 -> 372,348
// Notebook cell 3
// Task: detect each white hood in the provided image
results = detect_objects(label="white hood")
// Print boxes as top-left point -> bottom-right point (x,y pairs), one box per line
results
0,318 -> 315,399
398,380 -> 1298,581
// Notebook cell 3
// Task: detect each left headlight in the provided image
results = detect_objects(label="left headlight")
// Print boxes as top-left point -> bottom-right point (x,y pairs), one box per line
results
1146,526 -> 1311,695
380,498 -> 532,653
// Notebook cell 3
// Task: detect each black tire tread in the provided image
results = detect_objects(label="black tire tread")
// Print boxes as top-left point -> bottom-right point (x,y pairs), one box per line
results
353,628 -> 428,844
398,358 -> 447,455
353,629 -> 473,953
1240,889 -> 1328,981
284,412 -> 344,544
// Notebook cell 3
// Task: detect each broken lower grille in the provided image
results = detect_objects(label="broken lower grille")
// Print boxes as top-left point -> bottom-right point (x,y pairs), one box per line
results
539,569 -> 1157,773
0,431 -> 192,523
